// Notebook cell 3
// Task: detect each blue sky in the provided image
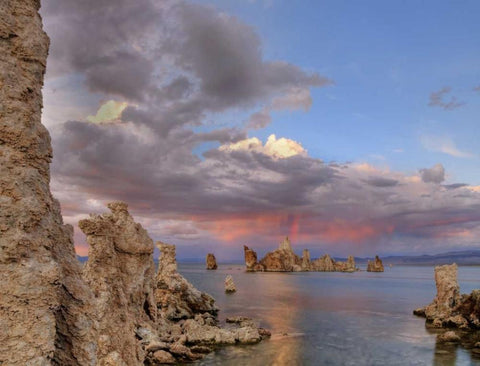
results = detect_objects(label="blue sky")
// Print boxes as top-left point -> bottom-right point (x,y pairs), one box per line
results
194,0 -> 480,183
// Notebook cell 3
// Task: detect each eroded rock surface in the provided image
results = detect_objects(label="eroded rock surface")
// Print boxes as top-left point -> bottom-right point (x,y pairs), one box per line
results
206,253 -> 217,270
0,2 -> 95,364
225,275 -> 236,293
156,242 -> 218,320
79,202 -> 157,365
414,263 -> 480,332
367,255 -> 384,272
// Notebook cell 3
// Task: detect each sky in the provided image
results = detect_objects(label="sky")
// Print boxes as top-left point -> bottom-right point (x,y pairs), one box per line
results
39,0 -> 480,260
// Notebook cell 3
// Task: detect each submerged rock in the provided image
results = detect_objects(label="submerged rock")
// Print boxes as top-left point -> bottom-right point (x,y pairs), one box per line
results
367,255 -> 384,272
206,253 -> 218,270
225,275 -> 236,293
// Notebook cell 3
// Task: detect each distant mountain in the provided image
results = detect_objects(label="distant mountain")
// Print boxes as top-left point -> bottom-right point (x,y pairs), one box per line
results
336,249 -> 480,266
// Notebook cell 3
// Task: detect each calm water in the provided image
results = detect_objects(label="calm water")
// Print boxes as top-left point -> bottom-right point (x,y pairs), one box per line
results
178,264 -> 480,366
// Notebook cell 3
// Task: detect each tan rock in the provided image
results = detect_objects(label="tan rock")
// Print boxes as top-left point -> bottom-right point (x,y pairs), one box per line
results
258,236 -> 302,272
311,254 -> 336,271
79,202 -> 157,365
301,249 -> 311,271
424,264 -> 460,321
0,2 -> 95,364
206,253 -> 218,270
437,331 -> 460,343
156,242 -> 217,320
225,275 -> 236,292
334,255 -> 356,272
367,255 -> 384,272
150,350 -> 176,364
244,245 -> 260,271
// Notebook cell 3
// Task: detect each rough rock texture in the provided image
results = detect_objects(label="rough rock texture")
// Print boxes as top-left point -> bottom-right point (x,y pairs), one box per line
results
79,202 -> 157,365
334,256 -> 356,273
225,275 -> 236,293
206,253 -> 217,270
0,2 -> 95,365
311,254 -> 336,272
301,249 -> 311,271
367,255 -> 384,272
414,263 -> 480,333
156,242 -> 217,320
245,237 -> 357,273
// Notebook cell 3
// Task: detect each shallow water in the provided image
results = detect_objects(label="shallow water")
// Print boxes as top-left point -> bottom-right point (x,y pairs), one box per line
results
178,264 -> 480,366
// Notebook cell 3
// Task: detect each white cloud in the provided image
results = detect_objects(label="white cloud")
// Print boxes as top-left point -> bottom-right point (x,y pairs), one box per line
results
421,135 -> 475,158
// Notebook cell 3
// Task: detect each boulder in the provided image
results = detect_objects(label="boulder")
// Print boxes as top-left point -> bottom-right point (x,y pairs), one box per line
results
437,331 -> 460,343
225,275 -> 236,293
206,253 -> 218,270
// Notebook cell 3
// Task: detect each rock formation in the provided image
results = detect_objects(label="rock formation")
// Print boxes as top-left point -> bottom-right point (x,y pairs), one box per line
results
79,201 -> 158,365
367,255 -> 384,272
225,275 -> 236,293
301,249 -> 311,271
0,2 -> 95,364
414,263 -> 480,332
311,254 -> 336,271
0,4 -> 270,364
156,242 -> 217,320
244,237 -> 357,273
206,253 -> 217,270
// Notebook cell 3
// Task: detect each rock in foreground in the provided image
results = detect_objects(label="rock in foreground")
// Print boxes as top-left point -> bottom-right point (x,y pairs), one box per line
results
225,275 -> 236,293
414,263 -> 480,333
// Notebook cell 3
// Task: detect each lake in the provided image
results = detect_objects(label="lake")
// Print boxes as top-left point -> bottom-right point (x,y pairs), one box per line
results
178,264 -> 480,366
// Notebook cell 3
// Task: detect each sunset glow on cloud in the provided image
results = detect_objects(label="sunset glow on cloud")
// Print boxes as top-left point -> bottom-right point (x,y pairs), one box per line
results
40,0 -> 480,260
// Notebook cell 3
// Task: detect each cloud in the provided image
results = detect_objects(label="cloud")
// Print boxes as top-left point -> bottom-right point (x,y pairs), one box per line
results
473,85 -> 480,93
421,135 -> 475,158
428,87 -> 465,110
40,0 -> 480,258
87,100 -> 128,123
419,163 -> 445,183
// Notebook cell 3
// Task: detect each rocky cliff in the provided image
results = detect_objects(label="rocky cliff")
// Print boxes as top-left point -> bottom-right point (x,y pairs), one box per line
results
245,237 -> 357,273
0,1 -> 95,364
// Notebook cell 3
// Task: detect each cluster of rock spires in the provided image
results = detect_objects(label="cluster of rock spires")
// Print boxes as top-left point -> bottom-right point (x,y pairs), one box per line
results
245,237 -> 382,273
0,3 -> 268,365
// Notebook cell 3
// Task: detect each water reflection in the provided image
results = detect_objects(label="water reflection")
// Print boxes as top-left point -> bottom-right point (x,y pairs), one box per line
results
179,264 -> 480,365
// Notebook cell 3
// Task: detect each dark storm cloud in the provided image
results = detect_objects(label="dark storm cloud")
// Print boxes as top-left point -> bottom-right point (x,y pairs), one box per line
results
419,163 -> 445,184
41,0 -> 480,255
363,177 -> 399,188
428,87 -> 465,110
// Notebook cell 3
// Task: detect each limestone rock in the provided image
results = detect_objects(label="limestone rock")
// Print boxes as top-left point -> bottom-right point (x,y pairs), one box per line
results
257,236 -> 302,272
437,331 -> 460,343
156,242 -> 218,320
367,255 -> 384,272
334,256 -> 356,273
225,275 -> 236,293
424,264 -> 460,322
206,253 -> 218,270
311,254 -> 336,271
149,350 -> 176,365
0,2 -> 95,364
301,249 -> 311,271
244,245 -> 261,271
79,202 -> 157,365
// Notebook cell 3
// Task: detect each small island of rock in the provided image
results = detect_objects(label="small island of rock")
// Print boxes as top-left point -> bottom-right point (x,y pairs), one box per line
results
367,255 -> 384,272
244,237 -> 357,273
206,253 -> 218,270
